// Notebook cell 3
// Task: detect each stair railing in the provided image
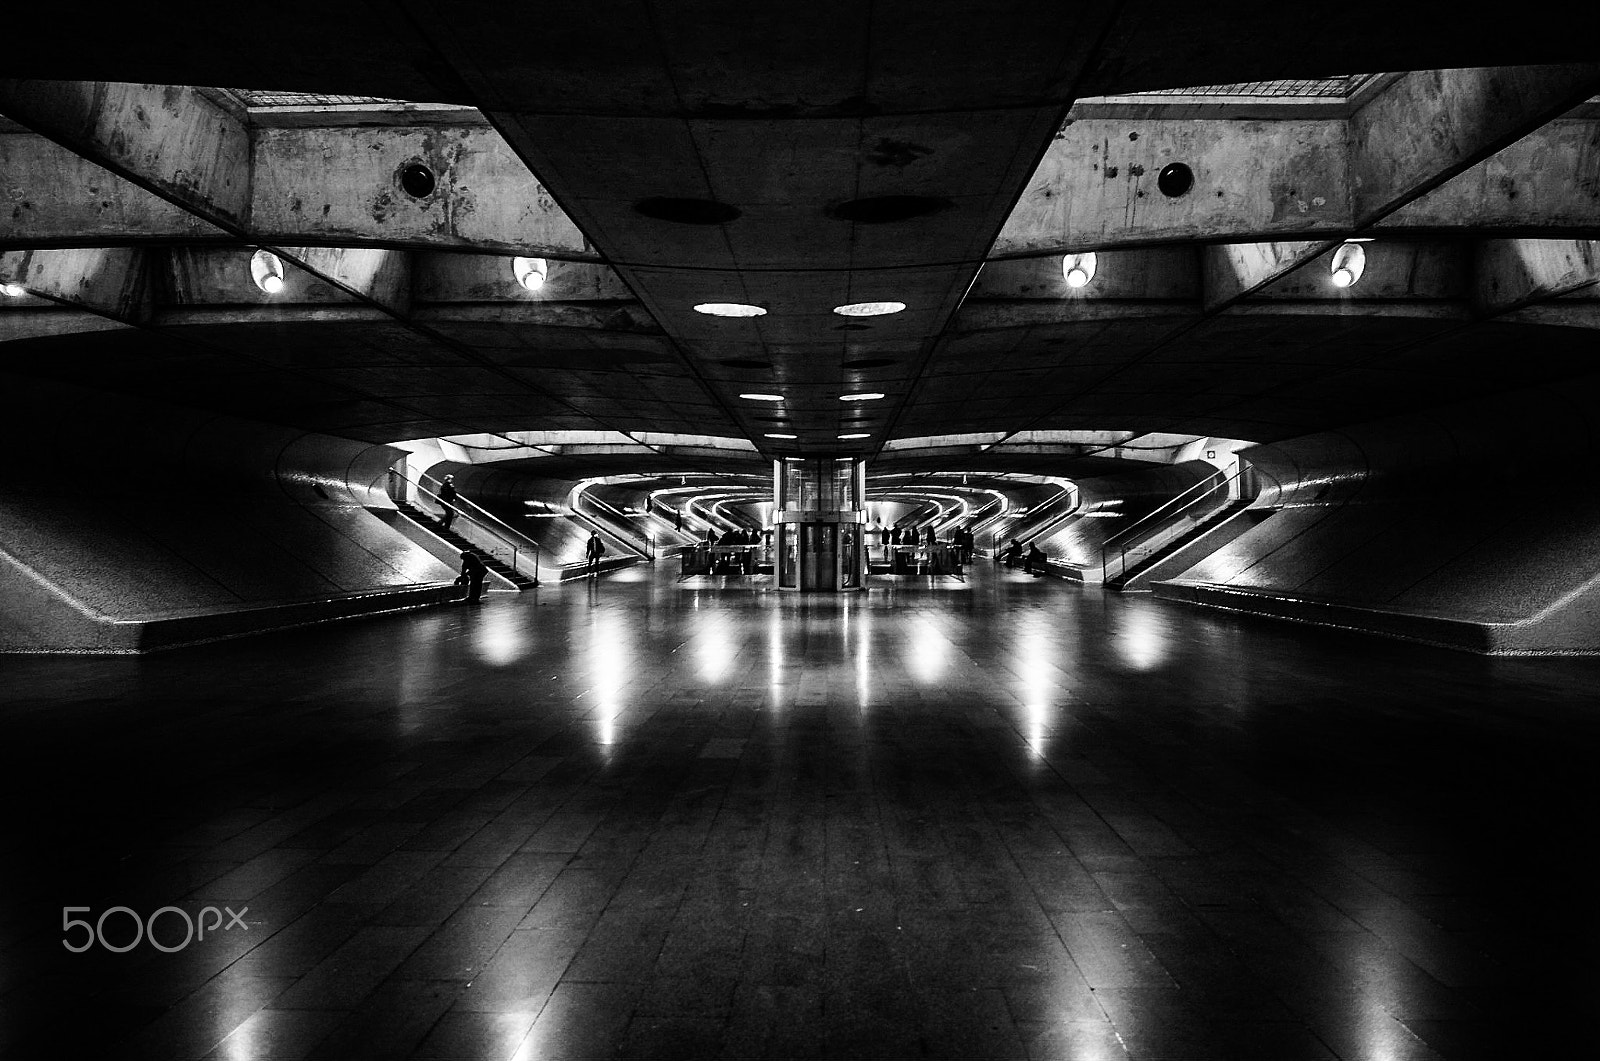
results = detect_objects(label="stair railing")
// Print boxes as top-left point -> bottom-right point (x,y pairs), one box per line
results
1098,466 -> 1247,584
990,486 -> 1075,550
389,468 -> 541,584
571,493 -> 653,560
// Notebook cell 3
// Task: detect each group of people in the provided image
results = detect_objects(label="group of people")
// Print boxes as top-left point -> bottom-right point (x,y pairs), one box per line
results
1003,538 -> 1049,575
884,524 -> 975,563
704,527 -> 762,546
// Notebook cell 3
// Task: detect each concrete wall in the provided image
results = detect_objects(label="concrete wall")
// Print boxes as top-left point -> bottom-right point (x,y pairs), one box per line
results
0,374 -> 457,653
1156,379 -> 1600,653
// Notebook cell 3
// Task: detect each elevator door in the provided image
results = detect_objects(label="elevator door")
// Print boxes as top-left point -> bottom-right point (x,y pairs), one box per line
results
801,523 -> 837,590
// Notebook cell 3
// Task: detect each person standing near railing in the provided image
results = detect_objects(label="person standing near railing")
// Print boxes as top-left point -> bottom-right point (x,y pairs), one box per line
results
585,531 -> 605,578
456,550 -> 487,604
438,475 -> 459,532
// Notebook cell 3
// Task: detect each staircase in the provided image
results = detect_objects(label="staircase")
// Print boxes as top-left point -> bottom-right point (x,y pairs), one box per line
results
1104,498 -> 1253,589
394,500 -> 539,589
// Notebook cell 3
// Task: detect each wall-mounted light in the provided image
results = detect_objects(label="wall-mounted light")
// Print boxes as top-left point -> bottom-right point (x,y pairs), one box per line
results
1330,241 -> 1366,289
512,256 -> 548,291
1062,252 -> 1097,289
249,249 -> 285,294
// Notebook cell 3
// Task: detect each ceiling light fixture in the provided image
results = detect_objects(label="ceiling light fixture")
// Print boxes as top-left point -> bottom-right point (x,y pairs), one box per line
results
838,433 -> 870,440
0,281 -> 26,297
833,301 -> 905,317
1330,241 -> 1367,289
249,249 -> 285,294
739,393 -> 785,401
1062,252 -> 1097,289
840,392 -> 885,402
512,256 -> 548,291
695,302 -> 767,317
764,433 -> 797,439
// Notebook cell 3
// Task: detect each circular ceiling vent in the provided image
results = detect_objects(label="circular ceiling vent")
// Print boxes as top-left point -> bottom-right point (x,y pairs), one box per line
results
718,359 -> 772,370
1157,163 -> 1194,198
828,195 -> 953,223
634,197 -> 742,224
842,358 -> 897,369
398,161 -> 436,199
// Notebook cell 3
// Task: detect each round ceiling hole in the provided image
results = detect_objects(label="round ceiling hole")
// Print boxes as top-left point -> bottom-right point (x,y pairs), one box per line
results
842,358 -> 896,369
718,359 -> 772,370
828,195 -> 953,224
1157,163 -> 1194,198
634,197 -> 741,225
398,162 -> 437,199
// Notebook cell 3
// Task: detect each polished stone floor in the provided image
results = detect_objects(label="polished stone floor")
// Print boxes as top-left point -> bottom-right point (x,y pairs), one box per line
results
2,564 -> 1597,1059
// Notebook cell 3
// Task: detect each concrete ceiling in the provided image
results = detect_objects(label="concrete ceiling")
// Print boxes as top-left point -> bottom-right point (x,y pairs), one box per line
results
4,6 -> 1600,483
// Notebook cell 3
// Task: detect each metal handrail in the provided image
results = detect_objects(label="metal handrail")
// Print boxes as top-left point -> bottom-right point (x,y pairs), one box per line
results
417,471 -> 546,559
573,493 -> 653,560
391,468 -> 541,584
1099,466 -> 1248,583
993,486 -> 1075,547
1101,469 -> 1226,553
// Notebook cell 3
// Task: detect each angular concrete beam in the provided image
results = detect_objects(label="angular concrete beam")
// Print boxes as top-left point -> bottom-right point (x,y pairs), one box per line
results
0,84 -> 597,259
277,247 -> 413,317
1201,241 -> 1328,312
1473,239 -> 1600,316
1350,65 -> 1600,228
996,118 -> 1351,256
1378,115 -> 1600,237
0,130 -> 222,246
251,124 -> 592,257
0,246 -> 156,323
0,81 -> 251,230
995,66 -> 1600,259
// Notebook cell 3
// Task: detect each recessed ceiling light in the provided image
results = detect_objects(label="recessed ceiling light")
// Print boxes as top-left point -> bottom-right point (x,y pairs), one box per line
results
739,393 -> 785,401
695,303 -> 767,317
838,433 -> 870,440
764,433 -> 797,439
833,301 -> 905,317
840,392 -> 885,402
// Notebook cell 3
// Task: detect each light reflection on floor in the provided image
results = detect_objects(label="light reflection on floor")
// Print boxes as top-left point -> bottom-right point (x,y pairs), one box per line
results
1,562 -> 1597,1058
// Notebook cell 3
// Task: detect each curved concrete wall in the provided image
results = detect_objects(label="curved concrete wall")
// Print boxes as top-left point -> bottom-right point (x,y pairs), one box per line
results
1,373 -> 456,653
1158,379 -> 1600,653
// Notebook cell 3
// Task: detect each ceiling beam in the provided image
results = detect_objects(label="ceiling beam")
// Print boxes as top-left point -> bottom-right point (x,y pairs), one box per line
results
1350,65 -> 1600,228
0,82 -> 596,258
0,246 -> 156,324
